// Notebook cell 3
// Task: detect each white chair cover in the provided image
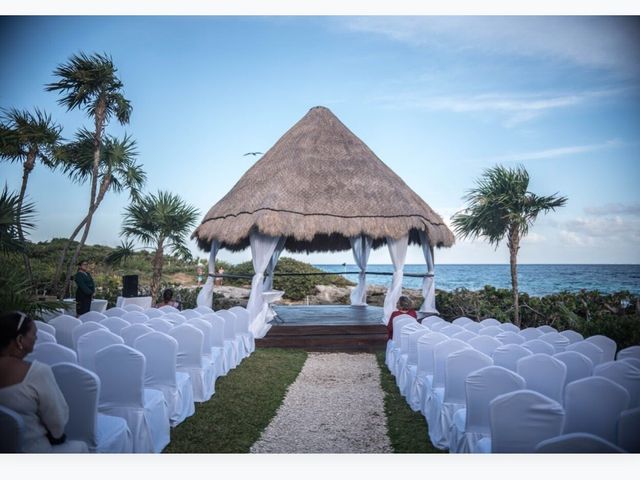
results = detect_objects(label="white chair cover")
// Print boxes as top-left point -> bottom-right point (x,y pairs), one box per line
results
478,326 -> 503,337
539,332 -> 570,353
187,317 -> 223,379
481,389 -> 564,453
436,349 -> 492,450
162,312 -> 187,325
217,310 -> 243,367
52,362 -> 133,453
159,305 -> 180,314
560,329 -> 584,344
145,317 -> 173,334
617,345 -> 640,361
201,313 -> 232,376
394,323 -> 425,388
517,354 -> 567,403
422,316 -> 446,328
553,351 -> 594,386
0,405 -> 24,452
122,311 -> 149,324
94,344 -> 170,453
99,317 -> 131,336
519,327 -> 543,341
229,306 -> 255,357
34,320 -> 56,336
618,407 -> 640,453
29,343 -> 77,366
566,340 -> 605,366
122,304 -> 145,312
495,331 -> 525,345
479,318 -> 501,327
195,305 -> 214,315
120,324 -> 154,347
491,344 -> 531,372
79,311 -> 107,323
397,326 -> 429,397
134,332 -> 195,427
537,325 -> 558,333
144,308 -> 164,319
521,339 -> 556,356
104,307 -> 128,317
169,324 -> 216,403
452,317 -> 473,327
585,335 -> 617,363
563,376 -> 630,443
181,309 -> 202,320
34,330 -> 57,347
451,331 -> 477,343
594,361 -> 640,407
535,432 -> 625,453
408,332 -> 448,412
448,366 -> 525,453
424,339 -> 470,441
462,322 -> 483,334
49,315 -> 82,349
72,321 -> 108,350
77,329 -> 124,372
467,335 -> 502,357
429,321 -> 450,332
386,315 -> 416,373
499,322 -> 520,333
440,324 -> 465,338
620,358 -> 640,370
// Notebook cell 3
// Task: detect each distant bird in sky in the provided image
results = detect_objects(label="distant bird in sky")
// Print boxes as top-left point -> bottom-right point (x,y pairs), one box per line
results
243,152 -> 263,156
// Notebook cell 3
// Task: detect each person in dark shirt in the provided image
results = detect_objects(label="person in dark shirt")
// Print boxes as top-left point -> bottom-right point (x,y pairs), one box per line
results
387,295 -> 418,340
74,260 -> 95,317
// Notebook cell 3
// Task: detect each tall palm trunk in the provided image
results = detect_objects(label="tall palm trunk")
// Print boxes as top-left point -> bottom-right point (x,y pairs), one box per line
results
508,226 -> 521,327
150,240 -> 164,302
17,150 -> 36,287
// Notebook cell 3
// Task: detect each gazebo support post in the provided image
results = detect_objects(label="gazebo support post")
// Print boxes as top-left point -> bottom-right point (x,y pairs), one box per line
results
349,234 -> 372,306
382,234 -> 409,324
418,230 -> 438,315
196,239 -> 220,309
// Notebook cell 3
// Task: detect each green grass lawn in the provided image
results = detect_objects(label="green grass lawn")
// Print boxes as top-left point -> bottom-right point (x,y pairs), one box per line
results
164,348 -> 307,453
164,347 -> 439,453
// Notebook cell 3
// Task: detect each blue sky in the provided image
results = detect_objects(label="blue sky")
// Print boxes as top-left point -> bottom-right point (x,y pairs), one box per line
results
1,15 -> 639,265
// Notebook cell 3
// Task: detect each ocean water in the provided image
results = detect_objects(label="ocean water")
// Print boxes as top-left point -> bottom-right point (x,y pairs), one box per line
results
314,264 -> 640,297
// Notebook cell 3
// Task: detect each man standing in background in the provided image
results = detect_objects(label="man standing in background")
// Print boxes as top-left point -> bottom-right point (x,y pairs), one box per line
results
74,260 -> 95,316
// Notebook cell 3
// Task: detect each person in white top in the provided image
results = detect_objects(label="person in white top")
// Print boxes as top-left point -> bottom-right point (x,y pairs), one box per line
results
0,311 -> 85,453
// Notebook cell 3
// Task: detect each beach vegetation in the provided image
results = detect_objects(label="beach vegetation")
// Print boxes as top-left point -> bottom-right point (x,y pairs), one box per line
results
451,165 -> 567,326
46,52 -> 134,298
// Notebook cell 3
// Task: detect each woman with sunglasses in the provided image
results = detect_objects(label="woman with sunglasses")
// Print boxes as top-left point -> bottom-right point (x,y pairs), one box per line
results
0,311 -> 86,452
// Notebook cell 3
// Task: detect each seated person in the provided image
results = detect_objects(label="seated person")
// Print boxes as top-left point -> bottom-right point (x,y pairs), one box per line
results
386,295 -> 418,341
0,311 -> 86,453
156,288 -> 180,309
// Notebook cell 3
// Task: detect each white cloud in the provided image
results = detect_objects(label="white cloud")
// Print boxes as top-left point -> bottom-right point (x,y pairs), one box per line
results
490,139 -> 623,163
341,17 -> 640,77
584,203 -> 640,216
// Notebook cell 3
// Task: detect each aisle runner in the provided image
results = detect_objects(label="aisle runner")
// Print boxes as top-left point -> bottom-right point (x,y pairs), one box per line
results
250,352 -> 392,453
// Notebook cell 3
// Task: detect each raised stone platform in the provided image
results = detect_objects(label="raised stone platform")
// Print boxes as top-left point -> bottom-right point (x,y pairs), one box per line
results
255,305 -> 387,352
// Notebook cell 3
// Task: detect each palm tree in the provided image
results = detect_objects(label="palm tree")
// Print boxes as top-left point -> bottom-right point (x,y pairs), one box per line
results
119,191 -> 198,301
451,165 -> 567,326
0,186 -> 36,256
46,52 -> 132,297
0,108 -> 62,284
52,129 -> 145,297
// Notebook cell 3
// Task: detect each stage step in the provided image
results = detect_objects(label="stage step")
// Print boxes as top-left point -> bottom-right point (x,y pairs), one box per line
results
256,324 -> 387,352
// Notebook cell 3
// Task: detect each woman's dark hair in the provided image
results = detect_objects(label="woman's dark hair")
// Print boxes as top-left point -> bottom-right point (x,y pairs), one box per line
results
397,296 -> 412,310
163,289 -> 174,303
0,311 -> 34,349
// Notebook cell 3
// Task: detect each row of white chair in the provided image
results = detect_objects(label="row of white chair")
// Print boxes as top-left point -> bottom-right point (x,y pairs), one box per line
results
386,315 -> 640,453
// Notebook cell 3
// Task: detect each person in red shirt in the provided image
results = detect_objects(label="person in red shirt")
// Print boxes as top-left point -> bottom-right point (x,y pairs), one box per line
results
387,295 -> 418,340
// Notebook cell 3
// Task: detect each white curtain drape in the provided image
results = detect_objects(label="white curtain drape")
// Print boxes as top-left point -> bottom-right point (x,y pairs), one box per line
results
196,240 -> 220,309
349,235 -> 373,306
418,230 -> 438,314
382,234 -> 409,324
246,232 -> 282,338
263,237 -> 287,292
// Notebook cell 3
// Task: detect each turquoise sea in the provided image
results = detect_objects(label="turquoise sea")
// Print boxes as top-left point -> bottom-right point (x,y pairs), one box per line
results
314,264 -> 640,297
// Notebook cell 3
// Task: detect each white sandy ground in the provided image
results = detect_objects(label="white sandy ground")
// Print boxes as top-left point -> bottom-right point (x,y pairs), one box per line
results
250,352 -> 393,453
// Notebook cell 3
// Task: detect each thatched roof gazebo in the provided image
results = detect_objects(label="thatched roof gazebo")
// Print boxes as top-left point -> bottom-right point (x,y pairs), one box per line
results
193,106 -> 454,338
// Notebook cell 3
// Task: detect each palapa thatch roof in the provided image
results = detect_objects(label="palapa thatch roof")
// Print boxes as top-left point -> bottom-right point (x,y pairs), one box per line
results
193,106 -> 455,253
